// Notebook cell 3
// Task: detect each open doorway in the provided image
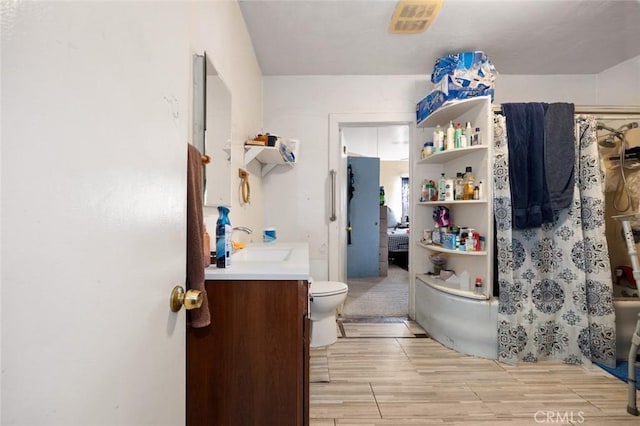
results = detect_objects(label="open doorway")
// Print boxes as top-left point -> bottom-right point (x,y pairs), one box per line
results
338,123 -> 410,318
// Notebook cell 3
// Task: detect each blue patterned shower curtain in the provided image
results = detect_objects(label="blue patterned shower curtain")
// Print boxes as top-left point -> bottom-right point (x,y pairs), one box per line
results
493,114 -> 616,367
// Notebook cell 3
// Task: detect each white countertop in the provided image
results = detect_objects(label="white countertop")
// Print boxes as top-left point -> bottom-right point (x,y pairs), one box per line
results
204,242 -> 310,281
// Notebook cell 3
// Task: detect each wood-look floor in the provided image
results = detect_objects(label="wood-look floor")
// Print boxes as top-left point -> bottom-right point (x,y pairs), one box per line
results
310,320 -> 638,425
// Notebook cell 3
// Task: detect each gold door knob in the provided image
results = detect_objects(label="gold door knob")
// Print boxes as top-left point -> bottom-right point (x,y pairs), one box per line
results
170,285 -> 204,312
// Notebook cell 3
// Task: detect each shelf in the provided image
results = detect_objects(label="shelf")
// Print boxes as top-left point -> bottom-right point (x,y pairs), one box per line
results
416,241 -> 486,256
243,140 -> 297,177
417,199 -> 487,206
417,96 -> 491,128
417,145 -> 487,164
416,274 -> 488,300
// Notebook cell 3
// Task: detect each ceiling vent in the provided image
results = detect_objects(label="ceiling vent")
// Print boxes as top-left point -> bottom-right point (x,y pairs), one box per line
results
388,0 -> 443,34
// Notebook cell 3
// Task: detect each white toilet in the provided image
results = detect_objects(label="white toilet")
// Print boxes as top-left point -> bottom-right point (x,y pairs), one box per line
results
309,280 -> 348,347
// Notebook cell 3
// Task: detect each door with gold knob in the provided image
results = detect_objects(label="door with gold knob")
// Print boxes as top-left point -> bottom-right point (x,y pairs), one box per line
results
3,4 -> 189,425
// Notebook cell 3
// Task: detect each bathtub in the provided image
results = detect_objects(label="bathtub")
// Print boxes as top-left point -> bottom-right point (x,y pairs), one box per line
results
414,279 -> 639,361
414,278 -> 499,359
614,299 -> 640,360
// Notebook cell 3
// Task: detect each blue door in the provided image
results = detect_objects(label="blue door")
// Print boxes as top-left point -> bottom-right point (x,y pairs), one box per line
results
347,156 -> 380,278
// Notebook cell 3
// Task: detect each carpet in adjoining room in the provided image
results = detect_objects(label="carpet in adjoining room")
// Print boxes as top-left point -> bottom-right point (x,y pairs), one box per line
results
342,264 -> 408,317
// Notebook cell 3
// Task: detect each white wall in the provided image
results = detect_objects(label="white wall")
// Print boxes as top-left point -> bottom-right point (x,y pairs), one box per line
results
493,74 -> 598,104
263,76 -> 426,279
190,2 -> 264,241
596,55 -> 640,105
263,63 -> 640,279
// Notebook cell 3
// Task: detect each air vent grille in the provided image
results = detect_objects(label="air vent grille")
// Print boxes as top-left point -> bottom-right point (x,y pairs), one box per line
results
388,0 -> 443,34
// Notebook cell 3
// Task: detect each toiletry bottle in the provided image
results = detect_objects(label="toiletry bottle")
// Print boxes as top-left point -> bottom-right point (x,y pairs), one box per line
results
420,180 -> 428,202
438,173 -> 446,201
466,233 -> 476,252
379,186 -> 385,206
474,278 -> 483,295
473,127 -> 481,145
463,166 -> 475,200
465,122 -> 472,147
438,126 -> 445,151
433,125 -> 442,152
203,225 -> 211,266
454,172 -> 464,200
444,177 -> 454,201
446,121 -> 455,151
216,206 -> 232,268
454,123 -> 462,148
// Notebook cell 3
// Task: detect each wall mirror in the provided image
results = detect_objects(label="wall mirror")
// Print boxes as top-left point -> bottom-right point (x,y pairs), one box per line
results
193,52 -> 232,207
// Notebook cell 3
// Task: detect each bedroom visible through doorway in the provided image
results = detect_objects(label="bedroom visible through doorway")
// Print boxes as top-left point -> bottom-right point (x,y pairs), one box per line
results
340,123 -> 410,318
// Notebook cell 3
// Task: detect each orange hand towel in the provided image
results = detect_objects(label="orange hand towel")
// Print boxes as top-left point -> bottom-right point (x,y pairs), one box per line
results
186,143 -> 211,328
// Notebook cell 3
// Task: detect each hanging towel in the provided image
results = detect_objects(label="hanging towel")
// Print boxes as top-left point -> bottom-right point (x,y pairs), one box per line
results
502,103 -> 554,229
186,143 -> 210,328
544,102 -> 575,211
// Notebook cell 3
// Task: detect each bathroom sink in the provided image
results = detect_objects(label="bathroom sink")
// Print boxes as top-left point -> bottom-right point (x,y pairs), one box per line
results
232,246 -> 292,262
205,242 -> 309,280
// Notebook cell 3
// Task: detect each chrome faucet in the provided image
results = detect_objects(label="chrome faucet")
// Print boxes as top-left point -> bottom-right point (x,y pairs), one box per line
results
232,226 -> 253,235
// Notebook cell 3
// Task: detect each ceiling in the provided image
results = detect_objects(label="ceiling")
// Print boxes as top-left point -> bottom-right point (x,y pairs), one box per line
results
238,0 -> 640,76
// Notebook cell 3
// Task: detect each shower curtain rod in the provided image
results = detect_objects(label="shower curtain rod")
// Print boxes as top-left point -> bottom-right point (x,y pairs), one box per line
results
492,104 -> 640,116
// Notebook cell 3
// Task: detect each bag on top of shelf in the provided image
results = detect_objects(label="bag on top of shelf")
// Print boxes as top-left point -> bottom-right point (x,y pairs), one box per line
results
416,89 -> 447,123
431,51 -> 497,101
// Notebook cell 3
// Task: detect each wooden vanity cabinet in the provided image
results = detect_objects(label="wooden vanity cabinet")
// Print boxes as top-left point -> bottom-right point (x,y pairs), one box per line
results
187,279 -> 310,426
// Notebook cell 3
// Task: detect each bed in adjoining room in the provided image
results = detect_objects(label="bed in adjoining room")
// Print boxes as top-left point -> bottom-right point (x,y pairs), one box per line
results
386,207 -> 409,270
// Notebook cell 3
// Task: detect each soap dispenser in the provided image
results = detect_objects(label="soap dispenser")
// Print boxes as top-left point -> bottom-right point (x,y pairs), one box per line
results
216,206 -> 232,268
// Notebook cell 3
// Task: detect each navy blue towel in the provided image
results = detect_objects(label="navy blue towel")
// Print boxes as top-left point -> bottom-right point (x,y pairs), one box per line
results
544,103 -> 575,211
502,103 -> 554,229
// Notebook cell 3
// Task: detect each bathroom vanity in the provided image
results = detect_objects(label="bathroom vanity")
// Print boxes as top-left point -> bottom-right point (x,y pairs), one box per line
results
187,243 -> 310,426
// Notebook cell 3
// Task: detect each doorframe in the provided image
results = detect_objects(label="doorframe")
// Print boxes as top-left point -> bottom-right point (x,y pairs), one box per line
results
328,112 -> 416,317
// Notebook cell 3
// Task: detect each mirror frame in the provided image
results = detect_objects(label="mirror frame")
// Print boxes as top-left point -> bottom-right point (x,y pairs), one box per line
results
192,52 -> 232,207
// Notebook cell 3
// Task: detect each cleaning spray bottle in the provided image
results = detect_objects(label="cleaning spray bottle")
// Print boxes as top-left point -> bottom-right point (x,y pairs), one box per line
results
216,206 -> 232,268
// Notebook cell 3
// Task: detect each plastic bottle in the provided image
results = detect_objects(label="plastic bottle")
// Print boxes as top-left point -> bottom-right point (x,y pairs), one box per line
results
438,126 -> 445,151
466,233 -> 476,252
454,123 -> 462,148
216,206 -> 232,268
474,277 -> 483,295
444,178 -> 454,201
438,173 -> 446,201
465,122 -> 473,147
454,172 -> 465,200
473,127 -> 481,145
203,225 -> 211,265
463,166 -> 475,200
423,181 -> 437,202
433,125 -> 442,152
379,186 -> 385,205
446,121 -> 455,151
421,142 -> 433,158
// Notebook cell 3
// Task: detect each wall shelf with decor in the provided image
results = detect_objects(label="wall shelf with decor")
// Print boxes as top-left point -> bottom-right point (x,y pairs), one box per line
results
244,139 -> 299,176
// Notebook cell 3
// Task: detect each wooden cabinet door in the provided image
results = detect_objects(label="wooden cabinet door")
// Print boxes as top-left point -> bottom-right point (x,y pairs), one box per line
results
187,280 -> 309,426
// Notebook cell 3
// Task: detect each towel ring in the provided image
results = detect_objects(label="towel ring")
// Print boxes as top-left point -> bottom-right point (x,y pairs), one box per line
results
238,168 -> 251,204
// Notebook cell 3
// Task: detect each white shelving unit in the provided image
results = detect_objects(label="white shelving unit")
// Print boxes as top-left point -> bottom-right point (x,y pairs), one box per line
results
244,139 -> 298,177
411,95 -> 497,359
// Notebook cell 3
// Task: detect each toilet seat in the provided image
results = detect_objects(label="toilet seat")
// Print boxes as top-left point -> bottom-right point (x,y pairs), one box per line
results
311,281 -> 348,297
